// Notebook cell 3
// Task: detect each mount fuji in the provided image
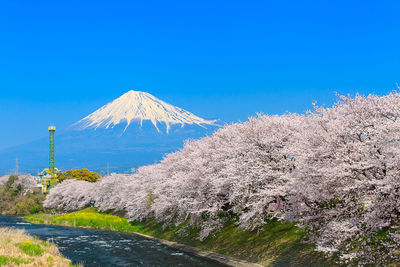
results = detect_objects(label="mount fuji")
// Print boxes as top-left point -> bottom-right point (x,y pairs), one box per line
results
74,90 -> 216,133
0,91 -> 219,174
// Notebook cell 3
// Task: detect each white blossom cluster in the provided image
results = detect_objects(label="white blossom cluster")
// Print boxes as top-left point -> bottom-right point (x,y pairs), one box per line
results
0,174 -> 37,190
44,92 -> 400,265
45,179 -> 96,211
0,175 -> 9,185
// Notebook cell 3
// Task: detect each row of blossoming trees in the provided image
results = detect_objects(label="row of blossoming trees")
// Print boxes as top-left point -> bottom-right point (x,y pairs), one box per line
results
45,92 -> 400,265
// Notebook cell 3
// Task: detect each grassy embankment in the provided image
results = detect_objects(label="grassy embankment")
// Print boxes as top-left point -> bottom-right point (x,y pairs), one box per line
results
26,207 -> 336,266
0,175 -> 45,216
0,227 -> 78,267
0,188 -> 44,216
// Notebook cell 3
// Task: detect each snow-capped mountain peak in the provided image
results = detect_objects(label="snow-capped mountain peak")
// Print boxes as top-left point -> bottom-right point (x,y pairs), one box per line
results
74,90 -> 216,133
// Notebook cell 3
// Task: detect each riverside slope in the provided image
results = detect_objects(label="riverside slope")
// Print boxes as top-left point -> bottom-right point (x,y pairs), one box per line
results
26,208 -> 335,267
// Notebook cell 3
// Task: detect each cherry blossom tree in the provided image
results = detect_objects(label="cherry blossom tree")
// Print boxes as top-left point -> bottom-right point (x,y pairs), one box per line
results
45,91 -> 400,264
92,173 -> 133,212
121,113 -> 304,238
44,179 -> 96,211
0,174 -> 37,191
0,175 -> 9,185
287,92 -> 400,264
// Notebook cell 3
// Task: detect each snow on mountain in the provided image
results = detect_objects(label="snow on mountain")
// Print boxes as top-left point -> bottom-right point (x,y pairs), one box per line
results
74,90 -> 216,133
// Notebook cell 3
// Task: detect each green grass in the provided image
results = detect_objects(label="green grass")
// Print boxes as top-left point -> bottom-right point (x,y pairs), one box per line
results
26,216 -> 44,224
1,227 -> 75,266
0,256 -> 7,266
0,255 -> 34,266
26,208 -> 335,266
15,241 -> 44,256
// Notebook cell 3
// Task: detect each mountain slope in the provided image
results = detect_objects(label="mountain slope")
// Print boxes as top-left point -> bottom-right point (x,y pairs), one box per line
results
0,91 -> 219,174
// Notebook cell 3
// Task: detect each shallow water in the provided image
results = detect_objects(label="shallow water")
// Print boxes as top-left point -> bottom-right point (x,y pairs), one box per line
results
0,215 -> 224,267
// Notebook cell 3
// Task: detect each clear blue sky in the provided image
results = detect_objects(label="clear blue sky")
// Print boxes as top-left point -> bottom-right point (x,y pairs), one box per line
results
0,0 -> 399,149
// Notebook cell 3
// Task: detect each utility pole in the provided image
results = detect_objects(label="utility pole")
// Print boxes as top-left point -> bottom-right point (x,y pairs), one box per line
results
107,162 -> 110,176
15,157 -> 19,176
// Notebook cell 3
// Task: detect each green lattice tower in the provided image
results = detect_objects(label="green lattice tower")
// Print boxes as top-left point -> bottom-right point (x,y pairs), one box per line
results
48,126 -> 56,172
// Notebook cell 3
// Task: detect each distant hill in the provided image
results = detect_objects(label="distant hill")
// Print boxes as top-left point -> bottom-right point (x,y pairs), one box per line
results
0,90 -> 219,174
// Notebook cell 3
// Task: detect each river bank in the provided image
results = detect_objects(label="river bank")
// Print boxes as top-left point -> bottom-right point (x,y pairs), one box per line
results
25,208 -> 336,266
0,227 -> 77,267
1,215 -> 225,266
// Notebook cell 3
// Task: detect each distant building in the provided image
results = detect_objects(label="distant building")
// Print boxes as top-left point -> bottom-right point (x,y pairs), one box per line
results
37,168 -> 61,193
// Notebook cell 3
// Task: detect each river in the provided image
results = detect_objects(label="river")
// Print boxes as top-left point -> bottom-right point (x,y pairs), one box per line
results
0,215 -> 224,267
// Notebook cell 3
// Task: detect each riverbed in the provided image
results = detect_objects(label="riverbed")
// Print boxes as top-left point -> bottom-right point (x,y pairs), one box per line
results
0,215 -> 224,266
